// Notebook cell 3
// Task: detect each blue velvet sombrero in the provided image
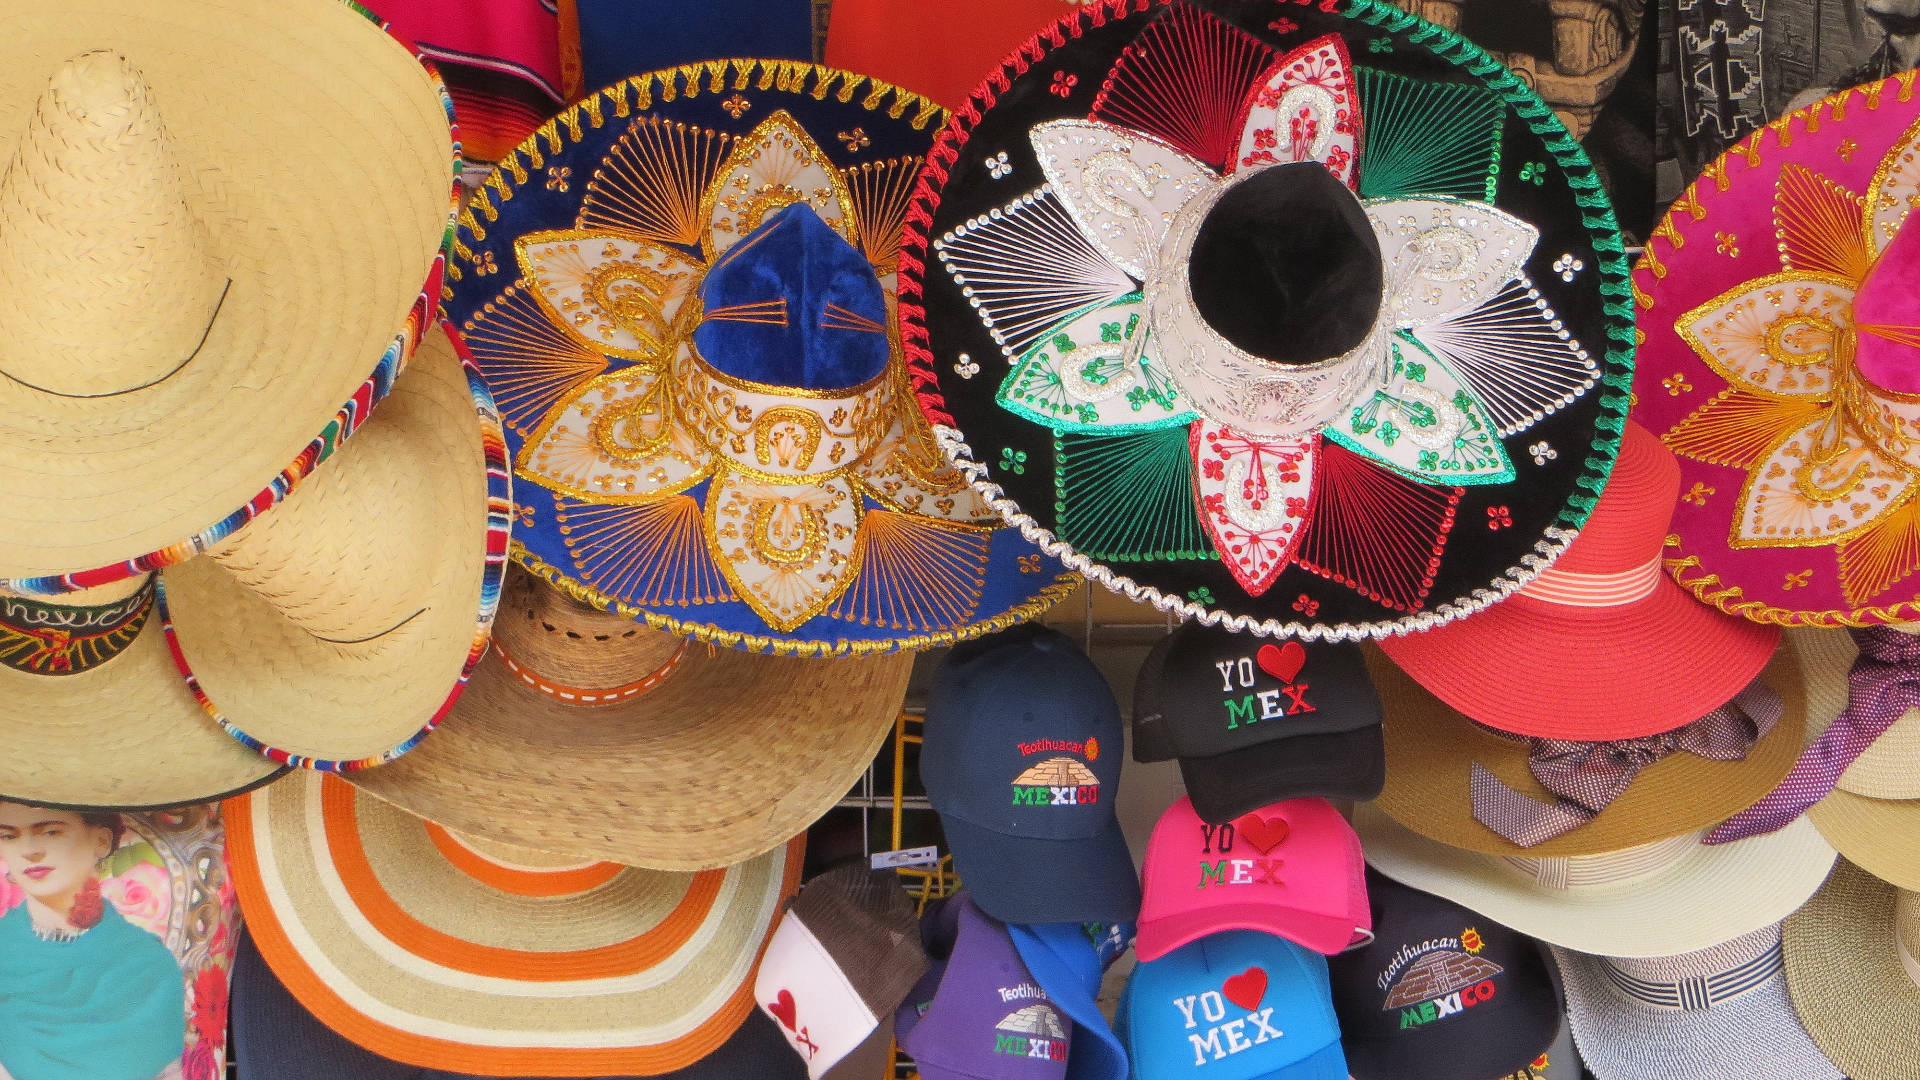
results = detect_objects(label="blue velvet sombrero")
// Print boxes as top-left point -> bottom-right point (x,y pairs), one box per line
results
446,60 -> 1074,654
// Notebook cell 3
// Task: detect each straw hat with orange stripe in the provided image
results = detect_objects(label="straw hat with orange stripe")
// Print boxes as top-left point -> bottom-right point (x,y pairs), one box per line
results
227,770 -> 803,1077
1380,421 -> 1781,740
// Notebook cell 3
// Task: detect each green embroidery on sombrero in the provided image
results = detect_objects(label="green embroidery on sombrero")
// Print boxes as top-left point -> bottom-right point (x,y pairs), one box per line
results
1055,427 -> 1215,562
1353,68 -> 1504,203
997,293 -> 1194,435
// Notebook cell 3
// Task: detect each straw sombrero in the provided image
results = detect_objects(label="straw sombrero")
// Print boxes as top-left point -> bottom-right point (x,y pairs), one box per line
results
444,59 -> 1075,656
1633,72 -> 1920,626
157,320 -> 510,770
227,771 -> 803,1078
0,1 -> 459,590
1365,630 -> 1817,857
348,564 -> 912,871
1782,859 -> 1920,1080
1355,802 -> 1836,957
897,0 -> 1635,639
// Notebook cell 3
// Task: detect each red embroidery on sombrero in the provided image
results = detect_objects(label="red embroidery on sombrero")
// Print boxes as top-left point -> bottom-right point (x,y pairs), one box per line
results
491,636 -> 689,705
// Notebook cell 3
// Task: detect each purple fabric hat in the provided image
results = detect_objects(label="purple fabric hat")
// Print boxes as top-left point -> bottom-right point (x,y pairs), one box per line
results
899,895 -> 1072,1079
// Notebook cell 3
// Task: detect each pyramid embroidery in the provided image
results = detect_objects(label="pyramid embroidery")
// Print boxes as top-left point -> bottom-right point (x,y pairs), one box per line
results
1010,755 -> 1101,807
1383,950 -> 1504,1009
1013,756 -> 1098,786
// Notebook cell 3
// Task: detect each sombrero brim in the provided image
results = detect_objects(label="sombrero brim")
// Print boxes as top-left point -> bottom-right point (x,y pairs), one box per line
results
227,772 -> 803,1078
347,641 -> 912,871
159,321 -> 507,769
1355,803 -> 1836,957
1807,790 -> 1920,891
0,0 -> 458,588
1554,942 -> 1841,1080
0,603 -> 283,808
1784,859 -> 1920,1080
1366,636 -> 1810,857
1376,579 -> 1780,739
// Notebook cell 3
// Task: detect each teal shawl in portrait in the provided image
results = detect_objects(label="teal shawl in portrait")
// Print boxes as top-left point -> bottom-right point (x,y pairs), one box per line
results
0,902 -> 184,1080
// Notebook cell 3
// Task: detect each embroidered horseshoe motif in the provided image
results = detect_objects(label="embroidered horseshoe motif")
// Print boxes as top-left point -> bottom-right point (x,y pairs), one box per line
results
1222,455 -> 1299,532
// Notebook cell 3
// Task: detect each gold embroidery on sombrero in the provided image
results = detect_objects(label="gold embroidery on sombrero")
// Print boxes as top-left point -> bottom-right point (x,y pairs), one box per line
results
1669,112 -> 1920,603
0,579 -> 152,675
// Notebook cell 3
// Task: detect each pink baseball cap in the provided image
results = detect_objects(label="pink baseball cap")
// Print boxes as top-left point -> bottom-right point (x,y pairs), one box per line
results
1136,796 -> 1371,962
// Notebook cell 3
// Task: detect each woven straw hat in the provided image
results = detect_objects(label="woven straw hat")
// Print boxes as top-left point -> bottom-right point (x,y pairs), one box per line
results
1554,923 -> 1842,1080
1365,630 -> 1815,857
1783,859 -> 1920,1080
349,565 -> 912,870
0,1 -> 459,589
158,320 -> 508,770
0,572 -> 284,808
1355,802 -> 1836,957
227,771 -> 803,1077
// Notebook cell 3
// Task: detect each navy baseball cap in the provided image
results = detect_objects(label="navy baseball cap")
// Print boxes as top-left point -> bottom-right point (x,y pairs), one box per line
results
923,623 -> 1141,924
1118,929 -> 1345,1080
1134,623 -> 1384,824
231,927 -> 806,1080
1327,869 -> 1564,1080
1008,921 -> 1134,1080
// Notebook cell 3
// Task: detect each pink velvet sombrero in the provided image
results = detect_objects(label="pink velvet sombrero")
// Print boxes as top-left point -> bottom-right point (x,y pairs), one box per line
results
1633,71 -> 1920,626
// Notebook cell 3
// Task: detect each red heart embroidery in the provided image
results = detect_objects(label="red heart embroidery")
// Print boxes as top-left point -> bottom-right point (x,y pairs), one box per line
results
768,989 -> 798,1032
1222,966 -> 1268,1011
1237,813 -> 1291,854
1257,641 -> 1307,684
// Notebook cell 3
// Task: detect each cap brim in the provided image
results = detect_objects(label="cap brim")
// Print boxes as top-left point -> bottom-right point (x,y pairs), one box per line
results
821,1023 -> 895,1080
1366,638 -> 1810,857
1135,894 -> 1361,962
1355,804 -> 1836,957
1273,1037 -> 1351,1080
351,643 -> 912,872
1557,943 -> 1840,1080
1180,725 -> 1385,825
941,814 -> 1141,924
1783,859 -> 1920,1080
1008,925 -> 1127,1080
1378,581 -> 1779,739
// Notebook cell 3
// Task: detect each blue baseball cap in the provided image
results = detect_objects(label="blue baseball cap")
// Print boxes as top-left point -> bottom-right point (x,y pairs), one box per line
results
1008,922 -> 1134,1080
922,624 -> 1142,924
898,895 -> 1072,1080
1119,930 -> 1346,1080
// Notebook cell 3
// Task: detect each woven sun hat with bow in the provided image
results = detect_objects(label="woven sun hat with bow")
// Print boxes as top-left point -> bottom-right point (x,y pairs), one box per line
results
1632,71 -> 1920,628
348,564 -> 911,871
1379,421 -> 1780,739
0,0 -> 459,592
1353,801 -> 1836,958
1553,922 -> 1842,1080
443,59 -> 1074,657
1363,627 -> 1816,857
896,0 -> 1636,640
153,318 -> 508,773
227,771 -> 803,1078
1783,858 -> 1920,1080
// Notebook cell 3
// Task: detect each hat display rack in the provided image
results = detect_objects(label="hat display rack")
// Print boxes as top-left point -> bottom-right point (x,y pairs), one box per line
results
12,1 -> 1920,1080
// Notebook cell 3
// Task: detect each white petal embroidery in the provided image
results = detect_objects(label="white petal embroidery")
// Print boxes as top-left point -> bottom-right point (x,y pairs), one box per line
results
1367,196 -> 1539,330
1029,118 -> 1218,280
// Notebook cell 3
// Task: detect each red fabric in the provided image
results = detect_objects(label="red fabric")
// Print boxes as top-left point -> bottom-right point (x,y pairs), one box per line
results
373,0 -> 566,168
825,0 -> 1078,107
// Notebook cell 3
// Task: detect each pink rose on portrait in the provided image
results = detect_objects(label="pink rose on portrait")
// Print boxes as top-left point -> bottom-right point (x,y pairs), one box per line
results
181,1038 -> 217,1080
0,862 -> 22,914
102,859 -> 173,937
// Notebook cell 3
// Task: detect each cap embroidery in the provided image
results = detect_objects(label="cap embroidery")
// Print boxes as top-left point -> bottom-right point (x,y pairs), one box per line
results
1215,645 -> 1316,730
1375,927 -> 1504,1029
1195,817 -> 1288,889
993,994 -> 1067,1061
1171,967 -> 1285,1067
1011,753 -> 1101,806
765,988 -> 819,1057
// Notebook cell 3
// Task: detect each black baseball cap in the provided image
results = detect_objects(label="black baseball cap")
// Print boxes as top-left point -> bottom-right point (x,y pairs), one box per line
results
231,927 -> 806,1080
1327,869 -> 1564,1080
1132,622 -> 1385,823
922,623 -> 1141,925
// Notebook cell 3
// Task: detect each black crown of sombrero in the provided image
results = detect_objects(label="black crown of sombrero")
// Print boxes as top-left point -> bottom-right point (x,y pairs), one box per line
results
898,0 -> 1636,639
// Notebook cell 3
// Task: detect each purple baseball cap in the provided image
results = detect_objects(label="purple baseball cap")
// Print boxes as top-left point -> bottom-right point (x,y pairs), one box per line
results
899,895 -> 1072,1080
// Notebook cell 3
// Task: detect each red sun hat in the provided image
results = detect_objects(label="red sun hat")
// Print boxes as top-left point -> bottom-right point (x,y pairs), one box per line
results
1379,421 -> 1780,739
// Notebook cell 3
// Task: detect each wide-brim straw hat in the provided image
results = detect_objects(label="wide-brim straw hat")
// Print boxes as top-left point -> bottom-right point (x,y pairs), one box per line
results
1783,859 -> 1920,1080
1554,924 -> 1842,1080
1355,802 -> 1836,957
349,564 -> 913,870
0,0 -> 459,590
227,771 -> 803,1077
0,572 -> 284,808
895,0 -> 1636,640
1632,72 -> 1920,627
158,319 -> 509,770
444,59 -> 1075,656
1379,422 -> 1780,738
1365,630 -> 1817,857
